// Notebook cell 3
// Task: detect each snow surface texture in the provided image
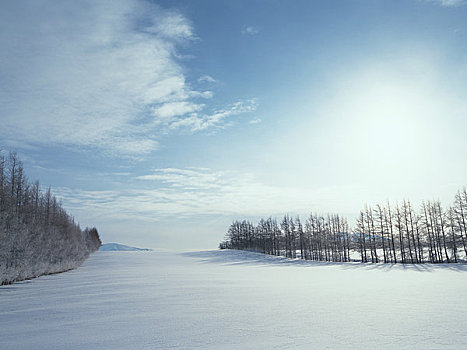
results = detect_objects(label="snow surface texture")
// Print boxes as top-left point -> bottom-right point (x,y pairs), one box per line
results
1,250 -> 466,349
99,243 -> 152,251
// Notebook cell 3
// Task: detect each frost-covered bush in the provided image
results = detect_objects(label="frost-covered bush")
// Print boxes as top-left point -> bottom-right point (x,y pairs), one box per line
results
0,151 -> 101,285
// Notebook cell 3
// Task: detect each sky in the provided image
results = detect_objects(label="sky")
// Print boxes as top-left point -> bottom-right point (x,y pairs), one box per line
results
1,0 -> 466,249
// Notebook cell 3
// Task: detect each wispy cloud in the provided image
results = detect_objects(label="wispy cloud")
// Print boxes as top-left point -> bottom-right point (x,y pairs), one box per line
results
241,25 -> 260,36
249,118 -> 262,124
153,101 -> 205,121
198,75 -> 217,83
54,167 -> 320,223
422,0 -> 467,6
136,167 -> 228,190
0,0 -> 255,156
167,99 -> 257,132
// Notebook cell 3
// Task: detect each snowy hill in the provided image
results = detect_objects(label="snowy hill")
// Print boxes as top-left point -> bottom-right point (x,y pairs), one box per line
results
99,243 -> 151,251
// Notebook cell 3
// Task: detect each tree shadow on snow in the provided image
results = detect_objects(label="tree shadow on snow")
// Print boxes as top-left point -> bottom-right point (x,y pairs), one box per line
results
181,250 -> 467,272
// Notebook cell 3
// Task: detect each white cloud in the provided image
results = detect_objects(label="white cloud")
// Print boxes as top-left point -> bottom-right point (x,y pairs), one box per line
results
198,75 -> 217,83
168,99 -> 257,132
147,12 -> 196,40
249,118 -> 262,124
136,167 -> 228,190
241,25 -> 260,36
0,0 -> 255,156
153,101 -> 205,120
55,167 -> 318,223
423,0 -> 467,6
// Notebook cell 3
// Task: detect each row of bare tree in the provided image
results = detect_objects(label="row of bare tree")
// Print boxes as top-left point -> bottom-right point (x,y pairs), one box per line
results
355,194 -> 467,263
220,188 -> 467,264
220,213 -> 352,262
0,151 -> 101,284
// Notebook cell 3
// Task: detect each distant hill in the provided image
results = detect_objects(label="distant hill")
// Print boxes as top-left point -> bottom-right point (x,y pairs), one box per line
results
99,243 -> 152,251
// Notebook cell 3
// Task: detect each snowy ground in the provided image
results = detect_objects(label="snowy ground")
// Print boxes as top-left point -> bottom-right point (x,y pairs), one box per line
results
1,250 -> 467,349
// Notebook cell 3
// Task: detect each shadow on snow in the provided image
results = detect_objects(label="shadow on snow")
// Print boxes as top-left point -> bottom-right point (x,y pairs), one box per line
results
182,249 -> 467,272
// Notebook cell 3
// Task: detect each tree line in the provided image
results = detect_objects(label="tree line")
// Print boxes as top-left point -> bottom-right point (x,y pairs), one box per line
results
220,188 -> 467,264
0,151 -> 101,285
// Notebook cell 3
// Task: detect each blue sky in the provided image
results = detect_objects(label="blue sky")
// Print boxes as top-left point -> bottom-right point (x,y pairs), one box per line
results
1,0 -> 466,249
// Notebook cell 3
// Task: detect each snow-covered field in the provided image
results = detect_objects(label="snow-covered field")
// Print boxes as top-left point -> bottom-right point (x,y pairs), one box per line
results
1,250 -> 466,349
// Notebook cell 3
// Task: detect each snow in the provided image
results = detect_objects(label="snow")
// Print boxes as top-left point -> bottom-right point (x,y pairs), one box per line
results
1,249 -> 467,349
99,243 -> 152,251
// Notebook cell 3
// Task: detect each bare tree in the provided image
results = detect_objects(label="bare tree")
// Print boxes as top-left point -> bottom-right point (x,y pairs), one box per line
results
1,150 -> 101,285
220,187 -> 467,265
